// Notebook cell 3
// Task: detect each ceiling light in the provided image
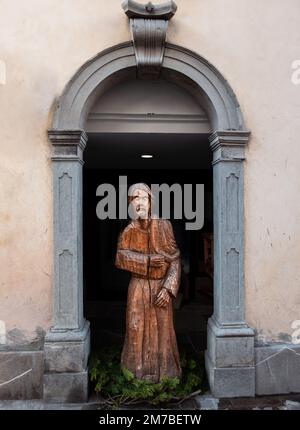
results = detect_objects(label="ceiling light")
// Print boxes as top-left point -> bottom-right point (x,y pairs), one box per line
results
141,154 -> 154,159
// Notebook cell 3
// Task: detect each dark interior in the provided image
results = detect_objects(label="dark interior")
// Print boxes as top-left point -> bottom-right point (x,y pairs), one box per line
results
83,133 -> 214,354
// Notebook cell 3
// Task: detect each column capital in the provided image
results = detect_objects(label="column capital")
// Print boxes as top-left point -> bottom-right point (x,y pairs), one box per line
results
209,130 -> 251,164
48,129 -> 88,163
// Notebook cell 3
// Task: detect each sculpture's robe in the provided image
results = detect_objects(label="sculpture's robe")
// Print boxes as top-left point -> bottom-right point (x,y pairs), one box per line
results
115,219 -> 182,382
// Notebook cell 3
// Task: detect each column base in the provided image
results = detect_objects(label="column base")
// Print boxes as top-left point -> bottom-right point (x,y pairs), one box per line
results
43,320 -> 90,403
205,352 -> 255,398
205,317 -> 255,398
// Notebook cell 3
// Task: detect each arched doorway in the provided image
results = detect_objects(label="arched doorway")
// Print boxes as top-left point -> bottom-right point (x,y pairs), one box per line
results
44,42 -> 254,402
82,74 -> 214,387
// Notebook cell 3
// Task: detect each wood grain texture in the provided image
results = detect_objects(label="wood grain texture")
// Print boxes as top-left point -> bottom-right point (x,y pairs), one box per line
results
116,211 -> 182,382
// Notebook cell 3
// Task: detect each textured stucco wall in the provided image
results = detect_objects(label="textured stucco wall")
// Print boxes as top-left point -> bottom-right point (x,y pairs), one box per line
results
0,0 -> 299,345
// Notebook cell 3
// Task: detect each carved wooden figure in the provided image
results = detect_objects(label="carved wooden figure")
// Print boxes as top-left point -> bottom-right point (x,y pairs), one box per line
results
115,183 -> 182,382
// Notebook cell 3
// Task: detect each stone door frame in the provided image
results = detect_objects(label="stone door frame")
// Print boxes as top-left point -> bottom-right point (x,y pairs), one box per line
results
45,42 -> 255,402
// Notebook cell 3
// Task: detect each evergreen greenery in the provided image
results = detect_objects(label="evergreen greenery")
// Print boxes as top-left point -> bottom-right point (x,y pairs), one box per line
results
90,345 -> 206,407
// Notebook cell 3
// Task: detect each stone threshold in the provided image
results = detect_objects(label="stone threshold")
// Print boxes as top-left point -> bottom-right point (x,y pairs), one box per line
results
1,394 -> 300,410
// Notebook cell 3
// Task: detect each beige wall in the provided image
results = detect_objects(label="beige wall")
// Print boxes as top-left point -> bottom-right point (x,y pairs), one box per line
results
0,0 -> 299,345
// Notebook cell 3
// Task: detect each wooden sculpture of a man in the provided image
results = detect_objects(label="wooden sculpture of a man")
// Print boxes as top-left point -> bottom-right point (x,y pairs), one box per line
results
115,183 -> 182,383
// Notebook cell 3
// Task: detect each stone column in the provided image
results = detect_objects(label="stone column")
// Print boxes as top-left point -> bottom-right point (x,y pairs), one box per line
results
43,130 -> 90,403
205,130 -> 255,398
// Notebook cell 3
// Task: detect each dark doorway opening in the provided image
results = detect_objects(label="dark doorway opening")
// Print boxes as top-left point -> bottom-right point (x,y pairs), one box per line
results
83,132 -> 213,357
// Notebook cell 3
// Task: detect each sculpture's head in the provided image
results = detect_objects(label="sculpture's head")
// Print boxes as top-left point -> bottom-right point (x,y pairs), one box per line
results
128,183 -> 153,220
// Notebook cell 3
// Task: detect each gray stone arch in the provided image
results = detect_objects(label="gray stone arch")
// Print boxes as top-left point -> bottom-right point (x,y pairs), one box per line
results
45,41 -> 254,402
53,42 -> 244,131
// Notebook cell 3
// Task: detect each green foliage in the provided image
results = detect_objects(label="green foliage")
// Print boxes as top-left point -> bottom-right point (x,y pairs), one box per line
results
89,345 -> 205,407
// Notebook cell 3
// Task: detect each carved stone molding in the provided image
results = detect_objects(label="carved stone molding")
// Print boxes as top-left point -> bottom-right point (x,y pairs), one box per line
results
122,1 -> 177,79
48,129 -> 87,163
210,130 -> 250,164
52,42 -> 245,130
130,18 -> 168,79
122,0 -> 177,19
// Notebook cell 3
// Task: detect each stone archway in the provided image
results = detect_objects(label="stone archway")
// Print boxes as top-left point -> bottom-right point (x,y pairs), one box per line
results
45,41 -> 254,402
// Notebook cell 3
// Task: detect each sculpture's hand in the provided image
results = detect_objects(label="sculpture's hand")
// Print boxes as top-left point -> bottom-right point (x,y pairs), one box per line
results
155,288 -> 170,308
149,254 -> 165,268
